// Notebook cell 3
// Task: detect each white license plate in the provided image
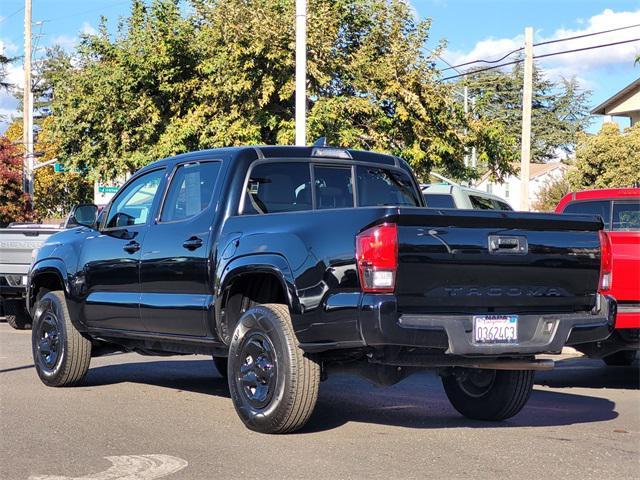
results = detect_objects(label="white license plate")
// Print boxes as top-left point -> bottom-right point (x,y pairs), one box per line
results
473,315 -> 518,344
22,276 -> 28,286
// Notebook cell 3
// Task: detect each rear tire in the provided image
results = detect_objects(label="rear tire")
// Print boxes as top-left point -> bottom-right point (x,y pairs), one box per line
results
31,291 -> 92,387
442,368 -> 534,421
603,350 -> 637,366
4,299 -> 31,330
228,304 -> 320,434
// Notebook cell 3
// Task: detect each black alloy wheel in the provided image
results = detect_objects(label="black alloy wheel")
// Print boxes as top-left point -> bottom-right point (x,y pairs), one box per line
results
36,311 -> 61,370
235,332 -> 278,408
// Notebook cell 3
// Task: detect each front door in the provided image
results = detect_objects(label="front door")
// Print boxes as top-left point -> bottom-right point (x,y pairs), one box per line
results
79,168 -> 165,331
140,160 -> 222,336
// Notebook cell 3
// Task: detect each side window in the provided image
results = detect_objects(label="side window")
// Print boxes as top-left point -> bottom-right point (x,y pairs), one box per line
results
245,162 -> 311,214
424,193 -> 456,208
493,200 -> 513,211
105,169 -> 164,229
469,195 -> 496,210
563,200 -> 612,229
314,165 -> 354,210
357,167 -> 420,207
612,200 -> 640,231
160,162 -> 221,222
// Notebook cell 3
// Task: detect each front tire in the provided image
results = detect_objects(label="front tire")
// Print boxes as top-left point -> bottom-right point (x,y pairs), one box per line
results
228,304 -> 320,434
603,350 -> 637,366
31,291 -> 92,387
442,368 -> 534,421
4,299 -> 31,330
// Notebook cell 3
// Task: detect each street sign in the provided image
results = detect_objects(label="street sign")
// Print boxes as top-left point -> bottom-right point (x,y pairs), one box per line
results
53,162 -> 82,173
94,177 -> 127,206
98,186 -> 120,194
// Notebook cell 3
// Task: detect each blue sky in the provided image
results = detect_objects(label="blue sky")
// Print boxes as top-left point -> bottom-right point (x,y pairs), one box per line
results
1,0 -> 639,133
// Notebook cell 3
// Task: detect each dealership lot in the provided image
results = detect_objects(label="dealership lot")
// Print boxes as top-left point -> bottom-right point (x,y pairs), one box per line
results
1,323 -> 638,480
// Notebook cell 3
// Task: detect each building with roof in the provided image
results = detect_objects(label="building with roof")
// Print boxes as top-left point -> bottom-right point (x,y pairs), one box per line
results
591,78 -> 640,127
475,162 -> 569,211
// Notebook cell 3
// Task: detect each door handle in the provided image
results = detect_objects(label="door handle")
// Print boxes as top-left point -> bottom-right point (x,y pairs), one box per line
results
488,235 -> 528,255
182,236 -> 204,251
123,240 -> 140,254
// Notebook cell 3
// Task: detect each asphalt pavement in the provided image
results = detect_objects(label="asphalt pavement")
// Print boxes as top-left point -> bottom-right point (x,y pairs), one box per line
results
1,323 -> 638,480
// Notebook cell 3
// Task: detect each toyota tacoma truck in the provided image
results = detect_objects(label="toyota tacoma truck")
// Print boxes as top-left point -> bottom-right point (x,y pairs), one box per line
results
27,145 -> 616,434
556,188 -> 639,366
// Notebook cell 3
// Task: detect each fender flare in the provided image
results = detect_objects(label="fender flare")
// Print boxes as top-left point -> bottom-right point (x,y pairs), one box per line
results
215,254 -> 301,338
27,258 -> 69,313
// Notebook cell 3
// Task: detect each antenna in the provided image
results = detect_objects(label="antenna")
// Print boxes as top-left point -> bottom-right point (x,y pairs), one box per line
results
313,137 -> 328,147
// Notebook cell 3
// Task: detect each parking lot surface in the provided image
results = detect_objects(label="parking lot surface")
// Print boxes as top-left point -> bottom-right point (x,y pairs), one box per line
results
1,323 -> 638,480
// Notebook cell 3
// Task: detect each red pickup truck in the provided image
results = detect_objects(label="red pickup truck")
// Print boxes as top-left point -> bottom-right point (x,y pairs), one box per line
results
557,188 -> 640,365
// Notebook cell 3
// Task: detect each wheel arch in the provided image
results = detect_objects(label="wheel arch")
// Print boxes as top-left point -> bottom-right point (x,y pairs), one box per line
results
215,254 -> 301,345
28,259 -> 69,314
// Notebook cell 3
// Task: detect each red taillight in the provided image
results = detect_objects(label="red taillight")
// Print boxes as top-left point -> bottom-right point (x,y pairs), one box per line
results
356,223 -> 398,293
598,230 -> 612,291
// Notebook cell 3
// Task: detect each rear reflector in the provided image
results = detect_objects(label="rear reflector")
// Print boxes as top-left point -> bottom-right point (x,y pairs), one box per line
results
356,223 -> 398,293
598,230 -> 612,291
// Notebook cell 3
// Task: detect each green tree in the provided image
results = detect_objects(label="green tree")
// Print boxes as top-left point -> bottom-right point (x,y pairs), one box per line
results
0,53 -> 12,91
462,63 -> 591,163
4,118 -> 92,219
532,176 -> 571,212
569,123 -> 640,190
43,0 -> 516,183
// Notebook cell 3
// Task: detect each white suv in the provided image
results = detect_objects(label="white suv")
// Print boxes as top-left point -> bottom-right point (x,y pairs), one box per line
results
421,184 -> 513,211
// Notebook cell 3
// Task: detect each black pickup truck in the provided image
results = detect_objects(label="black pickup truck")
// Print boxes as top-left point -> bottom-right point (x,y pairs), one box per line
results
28,145 -> 616,433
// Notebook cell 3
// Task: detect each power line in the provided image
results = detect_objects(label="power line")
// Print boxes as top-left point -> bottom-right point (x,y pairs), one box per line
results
0,6 -> 24,24
535,37 -> 640,60
534,23 -> 640,47
41,0 -> 132,23
440,47 -> 523,73
441,23 -> 640,74
441,60 -> 521,81
441,37 -> 640,81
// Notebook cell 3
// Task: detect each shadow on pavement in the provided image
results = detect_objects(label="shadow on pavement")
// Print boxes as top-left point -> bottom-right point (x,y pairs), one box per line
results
0,364 -> 34,374
300,371 -> 619,433
81,358 -> 620,433
84,359 -> 230,398
535,357 -> 639,390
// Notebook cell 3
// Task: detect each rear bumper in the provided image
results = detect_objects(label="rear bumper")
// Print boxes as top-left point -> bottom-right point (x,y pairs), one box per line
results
615,310 -> 640,329
357,294 -> 616,356
0,275 -> 26,300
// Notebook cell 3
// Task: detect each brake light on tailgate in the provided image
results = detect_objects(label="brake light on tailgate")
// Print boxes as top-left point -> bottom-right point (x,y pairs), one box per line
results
356,223 -> 398,293
598,230 -> 612,291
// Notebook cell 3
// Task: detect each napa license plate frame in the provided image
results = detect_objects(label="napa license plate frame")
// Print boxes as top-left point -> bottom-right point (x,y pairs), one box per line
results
473,314 -> 518,344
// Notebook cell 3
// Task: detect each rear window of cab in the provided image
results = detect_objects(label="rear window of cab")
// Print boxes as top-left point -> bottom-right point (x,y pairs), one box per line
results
562,199 -> 640,231
243,161 -> 420,214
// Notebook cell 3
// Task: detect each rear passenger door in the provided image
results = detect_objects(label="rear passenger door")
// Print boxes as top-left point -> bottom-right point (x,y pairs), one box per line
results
139,160 -> 222,336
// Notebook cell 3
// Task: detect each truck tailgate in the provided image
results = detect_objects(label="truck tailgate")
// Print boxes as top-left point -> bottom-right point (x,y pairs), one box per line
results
0,229 -> 59,274
392,209 -> 603,314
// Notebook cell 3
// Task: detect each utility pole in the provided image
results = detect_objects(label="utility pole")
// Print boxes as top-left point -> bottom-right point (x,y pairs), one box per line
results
22,0 -> 34,196
295,0 -> 307,146
463,85 -> 468,168
519,26 -> 533,211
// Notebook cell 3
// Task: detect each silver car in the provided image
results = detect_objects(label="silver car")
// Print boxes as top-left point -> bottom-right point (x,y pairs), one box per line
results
421,184 -> 513,211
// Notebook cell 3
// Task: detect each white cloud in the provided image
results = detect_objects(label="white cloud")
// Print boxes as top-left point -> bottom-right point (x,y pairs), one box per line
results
0,39 -> 18,56
1,40 -> 23,132
444,8 -> 640,80
49,22 -> 97,52
80,22 -> 97,36
51,34 -> 78,51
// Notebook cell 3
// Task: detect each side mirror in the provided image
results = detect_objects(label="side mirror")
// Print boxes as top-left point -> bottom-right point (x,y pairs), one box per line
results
67,204 -> 99,229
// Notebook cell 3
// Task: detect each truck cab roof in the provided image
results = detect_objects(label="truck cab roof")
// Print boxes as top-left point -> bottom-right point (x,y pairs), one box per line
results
139,145 -> 407,175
